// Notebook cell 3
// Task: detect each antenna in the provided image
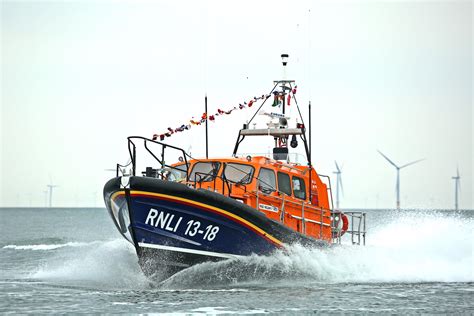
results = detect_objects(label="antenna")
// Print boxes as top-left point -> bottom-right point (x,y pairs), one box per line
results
333,161 -> 343,210
452,167 -> 461,210
377,150 -> 424,210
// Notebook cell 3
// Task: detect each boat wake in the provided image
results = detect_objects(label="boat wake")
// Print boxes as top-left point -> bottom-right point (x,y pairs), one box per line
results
162,211 -> 473,288
25,211 -> 472,289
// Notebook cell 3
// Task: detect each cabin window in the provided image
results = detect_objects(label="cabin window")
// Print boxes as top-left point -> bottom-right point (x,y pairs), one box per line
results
224,163 -> 255,184
189,162 -> 221,182
292,176 -> 306,200
167,163 -> 188,182
257,168 -> 277,193
277,172 -> 292,196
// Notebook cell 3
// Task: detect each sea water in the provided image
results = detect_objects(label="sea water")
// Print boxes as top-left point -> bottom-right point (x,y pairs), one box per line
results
1,208 -> 472,314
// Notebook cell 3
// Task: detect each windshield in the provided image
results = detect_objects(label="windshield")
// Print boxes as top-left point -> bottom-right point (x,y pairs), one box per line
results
189,162 -> 221,182
224,163 -> 255,184
166,164 -> 188,182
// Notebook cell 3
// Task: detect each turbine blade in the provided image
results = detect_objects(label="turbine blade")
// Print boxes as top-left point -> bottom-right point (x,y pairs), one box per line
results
400,158 -> 425,169
377,150 -> 398,168
457,167 -> 460,178
334,160 -> 341,173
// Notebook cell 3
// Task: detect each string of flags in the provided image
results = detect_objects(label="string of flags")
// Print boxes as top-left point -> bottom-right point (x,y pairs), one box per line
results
152,86 -> 297,141
272,86 -> 297,107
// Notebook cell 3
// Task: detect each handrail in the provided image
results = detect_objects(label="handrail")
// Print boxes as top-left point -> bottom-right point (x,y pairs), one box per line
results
193,172 -> 233,197
127,136 -> 190,181
344,211 -> 367,246
302,202 -> 305,234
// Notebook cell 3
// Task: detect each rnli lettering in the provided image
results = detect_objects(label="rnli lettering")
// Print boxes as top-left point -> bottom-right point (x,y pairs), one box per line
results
144,208 -> 219,241
145,208 -> 182,232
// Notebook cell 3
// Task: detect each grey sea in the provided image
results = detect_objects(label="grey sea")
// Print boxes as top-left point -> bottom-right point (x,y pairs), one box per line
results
1,207 -> 473,314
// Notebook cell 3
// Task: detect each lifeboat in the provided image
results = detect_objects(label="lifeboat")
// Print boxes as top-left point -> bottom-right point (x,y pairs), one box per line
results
103,56 -> 366,279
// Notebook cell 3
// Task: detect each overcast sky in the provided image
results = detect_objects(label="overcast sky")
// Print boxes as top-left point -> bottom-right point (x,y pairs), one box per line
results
1,0 -> 472,209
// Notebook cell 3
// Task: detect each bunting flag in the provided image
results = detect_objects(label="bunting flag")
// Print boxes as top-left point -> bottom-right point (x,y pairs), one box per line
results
270,85 -> 297,107
272,92 -> 279,107
152,88 -> 296,141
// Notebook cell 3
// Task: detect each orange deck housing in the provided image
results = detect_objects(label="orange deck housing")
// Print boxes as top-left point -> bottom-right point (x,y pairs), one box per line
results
178,156 -> 333,242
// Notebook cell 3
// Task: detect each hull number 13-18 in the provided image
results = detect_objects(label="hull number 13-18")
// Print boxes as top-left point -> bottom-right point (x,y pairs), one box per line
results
185,220 -> 219,241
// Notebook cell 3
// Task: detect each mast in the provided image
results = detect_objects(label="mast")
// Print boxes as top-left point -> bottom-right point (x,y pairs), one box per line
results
205,94 -> 208,159
234,54 -> 311,168
308,100 -> 312,203
281,54 -> 288,116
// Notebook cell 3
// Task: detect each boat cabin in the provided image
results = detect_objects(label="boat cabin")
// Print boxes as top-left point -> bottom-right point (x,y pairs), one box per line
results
164,155 -> 334,242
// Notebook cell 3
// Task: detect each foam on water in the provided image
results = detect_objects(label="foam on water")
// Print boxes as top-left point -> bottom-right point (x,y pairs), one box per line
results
27,211 -> 473,288
31,239 -> 150,289
162,212 -> 474,287
3,241 -> 101,251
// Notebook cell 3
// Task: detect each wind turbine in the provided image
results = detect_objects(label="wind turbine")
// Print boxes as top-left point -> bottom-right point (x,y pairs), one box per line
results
377,150 -> 424,210
46,176 -> 58,208
452,167 -> 461,210
333,161 -> 343,210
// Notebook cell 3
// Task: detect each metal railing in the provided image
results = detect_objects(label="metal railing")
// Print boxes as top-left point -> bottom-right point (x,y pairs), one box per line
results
345,211 -> 367,246
125,136 -> 191,181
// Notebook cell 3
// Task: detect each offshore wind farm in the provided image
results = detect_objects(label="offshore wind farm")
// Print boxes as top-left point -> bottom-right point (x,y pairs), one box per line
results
377,150 -> 425,210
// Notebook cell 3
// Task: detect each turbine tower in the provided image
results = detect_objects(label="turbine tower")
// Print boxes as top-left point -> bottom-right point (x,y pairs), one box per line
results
452,167 -> 461,210
377,150 -> 424,210
333,161 -> 343,210
46,178 -> 58,208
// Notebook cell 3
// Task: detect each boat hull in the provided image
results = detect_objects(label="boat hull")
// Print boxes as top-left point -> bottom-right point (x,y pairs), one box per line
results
104,176 -> 327,279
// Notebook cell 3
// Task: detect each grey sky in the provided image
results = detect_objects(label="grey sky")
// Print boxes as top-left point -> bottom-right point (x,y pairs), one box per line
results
1,0 -> 472,209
